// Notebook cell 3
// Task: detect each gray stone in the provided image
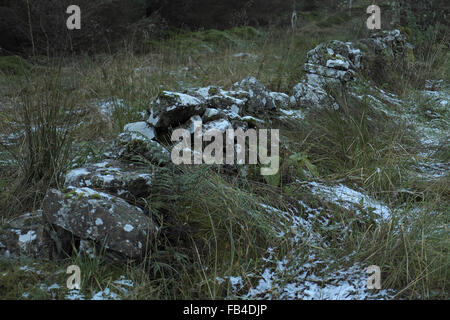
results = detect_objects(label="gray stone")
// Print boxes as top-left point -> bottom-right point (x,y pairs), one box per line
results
65,160 -> 154,199
147,91 -> 206,128
123,121 -> 156,141
230,77 -> 277,113
109,131 -> 172,166
0,211 -> 52,259
42,188 -> 156,260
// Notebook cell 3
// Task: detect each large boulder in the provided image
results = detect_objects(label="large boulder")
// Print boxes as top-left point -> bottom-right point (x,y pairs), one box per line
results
42,188 -> 156,260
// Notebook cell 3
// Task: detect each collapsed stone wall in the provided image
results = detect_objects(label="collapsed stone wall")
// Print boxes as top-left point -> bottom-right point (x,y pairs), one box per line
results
0,30 -> 415,263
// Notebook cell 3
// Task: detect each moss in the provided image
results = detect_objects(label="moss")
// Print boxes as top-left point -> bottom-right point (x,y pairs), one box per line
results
317,12 -> 350,28
145,26 -> 260,54
88,193 -> 102,200
228,26 -> 261,40
398,26 -> 413,42
298,11 -> 321,23
0,56 -> 30,75
208,86 -> 220,96
64,190 -> 78,200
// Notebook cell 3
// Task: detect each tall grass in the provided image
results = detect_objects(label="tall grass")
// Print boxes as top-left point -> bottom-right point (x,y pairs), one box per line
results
0,68 -> 80,217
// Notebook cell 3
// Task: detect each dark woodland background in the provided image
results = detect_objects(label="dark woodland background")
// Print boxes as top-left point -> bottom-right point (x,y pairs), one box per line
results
1,0 -> 449,56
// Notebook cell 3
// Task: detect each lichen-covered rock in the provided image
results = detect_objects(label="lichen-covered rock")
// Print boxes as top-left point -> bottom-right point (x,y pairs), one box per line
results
42,188 -> 156,260
0,211 -> 52,259
108,131 -> 172,166
65,160 -> 154,199
230,76 -> 277,114
290,40 -> 363,111
190,86 -> 248,111
290,80 -> 340,110
147,91 -> 206,128
306,40 -> 362,72
291,30 -> 413,111
123,121 -> 156,141
360,29 -> 414,55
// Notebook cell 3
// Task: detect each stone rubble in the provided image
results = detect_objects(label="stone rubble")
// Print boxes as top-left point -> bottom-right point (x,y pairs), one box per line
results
0,29 -> 418,263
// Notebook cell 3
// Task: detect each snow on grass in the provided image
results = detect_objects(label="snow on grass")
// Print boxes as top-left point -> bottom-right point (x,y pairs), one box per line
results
65,289 -> 85,300
241,252 -> 393,300
91,288 -> 120,300
308,182 -> 392,220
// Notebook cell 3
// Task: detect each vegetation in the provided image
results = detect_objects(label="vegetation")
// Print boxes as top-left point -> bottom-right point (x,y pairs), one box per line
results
0,0 -> 448,300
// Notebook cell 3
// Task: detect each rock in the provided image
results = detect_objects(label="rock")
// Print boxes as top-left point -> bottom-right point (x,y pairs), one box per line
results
203,118 -> 233,134
306,40 -> 362,71
290,40 -> 363,111
269,92 -> 290,109
190,86 -> 248,111
303,63 -> 355,82
290,30 -> 414,111
108,131 -> 171,166
123,121 -> 156,141
291,81 -> 339,111
147,91 -> 205,128
230,76 -> 277,114
42,188 -> 156,260
360,29 -> 413,55
202,107 -> 226,122
0,211 -> 52,259
65,160 -> 154,199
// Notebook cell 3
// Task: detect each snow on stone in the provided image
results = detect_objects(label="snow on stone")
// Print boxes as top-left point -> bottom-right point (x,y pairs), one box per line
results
147,109 -> 159,126
326,59 -> 349,70
203,119 -> 232,133
47,283 -> 61,290
279,108 -> 304,119
203,108 -> 219,118
18,230 -> 37,247
65,168 -> 90,184
123,224 -> 134,232
242,254 -> 393,300
124,121 -> 155,140
164,91 -> 202,106
114,276 -> 134,288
